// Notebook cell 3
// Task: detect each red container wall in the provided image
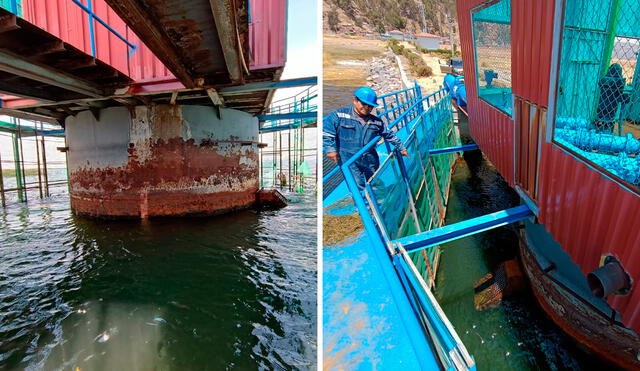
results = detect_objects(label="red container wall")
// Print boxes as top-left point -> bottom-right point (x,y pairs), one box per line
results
125,30 -> 174,82
22,0 -> 90,54
457,0 -> 515,186
511,0 -> 555,106
458,0 -> 640,333
537,144 -> 640,329
20,0 -> 173,82
249,0 -> 286,70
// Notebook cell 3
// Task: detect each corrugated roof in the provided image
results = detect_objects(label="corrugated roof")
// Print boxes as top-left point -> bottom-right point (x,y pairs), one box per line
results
415,32 -> 441,38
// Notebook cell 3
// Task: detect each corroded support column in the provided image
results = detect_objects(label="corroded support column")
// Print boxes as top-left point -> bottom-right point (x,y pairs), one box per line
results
65,105 -> 259,218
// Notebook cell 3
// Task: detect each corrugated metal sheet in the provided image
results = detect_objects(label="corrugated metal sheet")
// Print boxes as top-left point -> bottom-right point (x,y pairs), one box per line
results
457,0 -> 515,186
17,0 -> 285,81
249,0 -> 286,70
511,0 -> 555,106
537,142 -> 640,330
125,30 -> 174,82
19,0 -> 172,82
459,0 -> 640,334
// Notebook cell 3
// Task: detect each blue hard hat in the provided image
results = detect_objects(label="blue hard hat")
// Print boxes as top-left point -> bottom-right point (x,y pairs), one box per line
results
354,87 -> 378,107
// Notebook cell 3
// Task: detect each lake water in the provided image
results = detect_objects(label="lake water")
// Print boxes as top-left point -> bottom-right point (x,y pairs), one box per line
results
0,186 -> 317,370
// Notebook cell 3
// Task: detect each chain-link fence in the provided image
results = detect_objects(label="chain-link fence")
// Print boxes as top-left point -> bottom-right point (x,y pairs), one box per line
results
472,0 -> 512,114
554,0 -> 640,187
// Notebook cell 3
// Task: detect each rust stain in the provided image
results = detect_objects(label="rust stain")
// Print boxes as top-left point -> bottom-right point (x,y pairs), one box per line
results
342,303 -> 350,314
520,238 -> 640,370
69,136 -> 258,218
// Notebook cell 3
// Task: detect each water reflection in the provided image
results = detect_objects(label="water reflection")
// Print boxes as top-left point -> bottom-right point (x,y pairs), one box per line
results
0,191 -> 316,370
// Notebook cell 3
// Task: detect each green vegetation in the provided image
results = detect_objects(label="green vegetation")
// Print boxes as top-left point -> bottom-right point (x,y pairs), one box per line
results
327,8 -> 340,32
387,40 -> 433,77
387,39 -> 405,54
2,169 -> 42,178
426,48 -> 461,58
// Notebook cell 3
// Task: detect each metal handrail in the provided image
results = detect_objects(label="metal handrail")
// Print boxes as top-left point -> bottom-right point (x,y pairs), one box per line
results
69,0 -> 136,54
323,84 -> 475,369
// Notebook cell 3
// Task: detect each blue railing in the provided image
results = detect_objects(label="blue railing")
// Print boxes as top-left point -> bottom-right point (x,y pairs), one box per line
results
259,85 -> 318,132
69,0 -> 136,57
322,84 -> 475,370
3,1 -> 137,57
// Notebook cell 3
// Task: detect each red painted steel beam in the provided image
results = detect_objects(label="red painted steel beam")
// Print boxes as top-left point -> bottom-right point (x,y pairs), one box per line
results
209,0 -> 245,84
103,0 -> 197,88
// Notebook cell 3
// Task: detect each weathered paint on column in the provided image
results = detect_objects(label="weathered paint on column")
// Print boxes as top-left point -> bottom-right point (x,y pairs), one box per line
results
65,105 -> 259,218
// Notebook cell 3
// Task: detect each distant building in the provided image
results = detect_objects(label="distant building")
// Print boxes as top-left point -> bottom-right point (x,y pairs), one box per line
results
388,30 -> 404,41
415,32 -> 441,50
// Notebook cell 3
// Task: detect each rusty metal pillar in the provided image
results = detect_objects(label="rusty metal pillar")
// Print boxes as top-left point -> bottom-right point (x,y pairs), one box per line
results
65,105 -> 259,218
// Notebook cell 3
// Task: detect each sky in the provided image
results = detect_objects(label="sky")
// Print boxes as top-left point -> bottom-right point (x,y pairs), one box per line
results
0,1 -> 319,170
272,0 -> 320,101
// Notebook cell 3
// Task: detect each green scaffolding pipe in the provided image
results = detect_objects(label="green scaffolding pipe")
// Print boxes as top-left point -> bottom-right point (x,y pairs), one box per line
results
12,132 -> 25,202
600,0 -> 622,76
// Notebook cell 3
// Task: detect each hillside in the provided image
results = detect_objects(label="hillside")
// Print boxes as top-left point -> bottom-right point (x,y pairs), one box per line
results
323,0 -> 457,37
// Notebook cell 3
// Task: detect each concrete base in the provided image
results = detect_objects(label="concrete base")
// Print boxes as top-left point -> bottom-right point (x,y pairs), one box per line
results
65,105 -> 259,218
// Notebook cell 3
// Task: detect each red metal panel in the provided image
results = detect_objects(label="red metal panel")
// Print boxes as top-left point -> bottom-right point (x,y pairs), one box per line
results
17,0 -> 284,83
511,0 -> 555,107
19,0 -> 174,82
460,0 -> 640,335
537,142 -> 640,332
457,0 -> 515,186
249,0 -> 286,70
125,30 -> 175,82
22,0 -> 90,55
93,1 -> 128,74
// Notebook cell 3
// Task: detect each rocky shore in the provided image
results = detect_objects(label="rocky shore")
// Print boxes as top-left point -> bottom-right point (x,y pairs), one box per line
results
365,51 -> 404,96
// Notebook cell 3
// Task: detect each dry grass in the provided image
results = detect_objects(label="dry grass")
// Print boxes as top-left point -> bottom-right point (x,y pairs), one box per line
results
323,213 -> 364,246
323,35 -> 386,87
2,169 -> 42,177
396,41 -> 447,95
323,35 -> 385,65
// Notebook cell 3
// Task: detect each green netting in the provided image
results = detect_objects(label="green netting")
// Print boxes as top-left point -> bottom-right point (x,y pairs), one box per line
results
619,0 -> 640,37
472,0 -> 513,114
405,134 -> 425,196
554,0 -> 640,187
410,248 -> 439,285
366,91 -> 462,281
369,156 -> 413,240
472,0 -> 511,24
0,1 -> 22,16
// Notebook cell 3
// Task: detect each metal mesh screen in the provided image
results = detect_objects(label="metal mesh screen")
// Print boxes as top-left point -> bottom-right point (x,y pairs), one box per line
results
368,156 -> 413,240
554,0 -> 640,188
472,0 -> 513,114
367,95 -> 459,240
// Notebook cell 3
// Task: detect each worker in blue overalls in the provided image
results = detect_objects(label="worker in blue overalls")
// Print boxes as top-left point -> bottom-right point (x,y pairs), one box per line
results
323,87 -> 409,190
